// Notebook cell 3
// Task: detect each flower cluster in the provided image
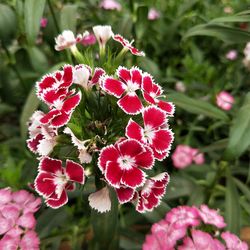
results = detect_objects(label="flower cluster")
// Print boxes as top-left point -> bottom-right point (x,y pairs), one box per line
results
27,25 -> 174,213
0,188 -> 41,249
172,145 -> 204,169
143,205 -> 248,250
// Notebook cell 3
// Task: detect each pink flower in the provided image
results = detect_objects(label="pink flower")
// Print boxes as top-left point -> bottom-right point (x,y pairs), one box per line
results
171,145 -> 193,169
216,91 -> 234,111
40,17 -> 48,28
135,172 -> 169,212
0,188 -> 12,205
126,106 -> 174,160
19,230 -> 40,250
100,66 -> 144,114
226,50 -> 238,60
81,31 -> 96,46
113,34 -> 145,57
179,230 -> 219,250
166,206 -> 200,228
190,148 -> 205,165
141,73 -> 175,116
100,0 -> 122,11
55,30 -> 82,51
198,205 -> 226,229
224,6 -> 233,14
98,138 -> 154,188
0,235 -> 20,250
221,231 -> 249,250
34,157 -> 85,208
172,145 -> 204,169
148,8 -> 160,20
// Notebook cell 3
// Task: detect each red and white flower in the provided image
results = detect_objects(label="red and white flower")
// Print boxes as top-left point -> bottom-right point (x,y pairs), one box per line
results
126,106 -> 174,160
37,65 -> 73,97
113,34 -> 145,57
142,73 -> 175,116
55,30 -> 82,51
34,157 -> 85,208
27,111 -> 58,156
100,66 -> 144,114
98,138 -> 154,188
73,64 -> 105,89
135,172 -> 169,213
39,91 -> 81,128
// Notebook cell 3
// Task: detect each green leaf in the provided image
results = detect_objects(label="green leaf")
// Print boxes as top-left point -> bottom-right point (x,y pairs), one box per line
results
60,4 -> 77,33
225,171 -> 240,234
233,178 -> 250,202
20,87 -> 40,140
167,92 -> 229,121
135,5 -> 148,40
225,92 -> 250,158
24,0 -> 46,45
183,24 -> 250,43
0,4 -> 16,42
209,13 -> 250,24
27,46 -> 49,73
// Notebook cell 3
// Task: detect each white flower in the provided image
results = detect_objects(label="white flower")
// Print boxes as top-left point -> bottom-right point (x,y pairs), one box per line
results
73,65 -> 91,89
55,30 -> 82,51
64,127 -> 92,164
88,186 -> 111,213
92,25 -> 113,48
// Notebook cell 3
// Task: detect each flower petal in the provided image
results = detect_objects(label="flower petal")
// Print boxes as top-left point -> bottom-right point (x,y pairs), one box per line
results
34,172 -> 56,198
118,93 -> 143,115
116,187 -> 135,204
118,139 -> 144,158
131,67 -> 142,86
88,186 -> 111,213
105,161 -> 123,188
121,167 -> 146,188
98,145 -> 119,173
46,189 -> 68,209
142,92 -> 156,104
125,119 -> 144,142
134,146 -> 154,169
65,160 -> 85,184
41,88 -> 68,105
90,67 -> 105,85
117,66 -> 131,82
101,76 -> 126,98
37,74 -> 56,94
62,92 -> 81,113
143,106 -> 166,129
50,111 -> 71,127
38,156 -> 62,174
40,109 -> 61,125
152,129 -> 174,153
27,133 -> 44,153
61,65 -> 73,88
158,101 -> 175,116
153,149 -> 168,161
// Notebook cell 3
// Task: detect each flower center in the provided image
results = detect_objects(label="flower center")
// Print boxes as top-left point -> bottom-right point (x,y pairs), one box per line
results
143,125 -> 155,144
118,155 -> 135,170
126,80 -> 139,93
53,99 -> 64,110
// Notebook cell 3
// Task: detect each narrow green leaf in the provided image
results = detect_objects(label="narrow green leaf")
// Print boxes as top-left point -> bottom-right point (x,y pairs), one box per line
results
167,92 -> 229,121
20,87 -> 40,140
60,4 -> 77,33
27,46 -> 49,73
183,24 -> 250,43
225,171 -> 240,234
24,0 -> 46,45
209,14 -> 250,24
226,92 -> 250,158
0,4 -> 16,42
233,178 -> 250,202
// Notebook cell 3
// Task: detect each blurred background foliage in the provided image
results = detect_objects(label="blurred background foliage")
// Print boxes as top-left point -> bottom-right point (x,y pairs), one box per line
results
1,0 -> 250,249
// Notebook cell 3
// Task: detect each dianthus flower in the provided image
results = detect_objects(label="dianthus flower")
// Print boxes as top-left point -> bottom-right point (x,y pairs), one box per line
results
143,205 -> 248,250
0,188 -> 41,249
216,91 -> 235,111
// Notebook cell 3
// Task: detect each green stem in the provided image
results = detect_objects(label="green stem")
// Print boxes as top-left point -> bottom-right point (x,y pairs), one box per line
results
47,0 -> 60,33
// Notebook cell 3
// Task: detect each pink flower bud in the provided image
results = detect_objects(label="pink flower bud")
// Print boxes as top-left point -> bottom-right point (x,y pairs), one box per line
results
216,91 -> 234,111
